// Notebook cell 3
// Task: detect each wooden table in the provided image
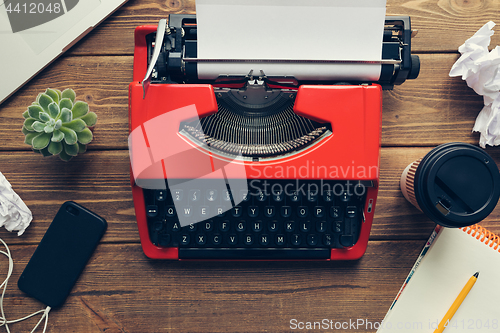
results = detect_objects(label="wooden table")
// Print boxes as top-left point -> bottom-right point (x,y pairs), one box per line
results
1,0 -> 500,332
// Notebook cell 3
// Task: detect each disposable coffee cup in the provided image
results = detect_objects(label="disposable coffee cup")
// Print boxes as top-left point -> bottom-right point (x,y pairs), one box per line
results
400,142 -> 500,228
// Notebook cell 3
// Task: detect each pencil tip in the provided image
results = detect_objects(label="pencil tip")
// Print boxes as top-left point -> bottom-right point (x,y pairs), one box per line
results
474,272 -> 479,278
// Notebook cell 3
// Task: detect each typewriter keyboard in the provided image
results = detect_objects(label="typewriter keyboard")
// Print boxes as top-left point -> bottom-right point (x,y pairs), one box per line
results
143,180 -> 368,259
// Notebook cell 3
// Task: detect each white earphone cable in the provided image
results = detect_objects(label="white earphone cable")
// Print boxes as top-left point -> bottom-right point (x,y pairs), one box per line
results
0,238 -> 51,332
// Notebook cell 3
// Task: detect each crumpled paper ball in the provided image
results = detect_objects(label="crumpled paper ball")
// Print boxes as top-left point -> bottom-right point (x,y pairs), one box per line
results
449,21 -> 500,148
0,172 -> 32,235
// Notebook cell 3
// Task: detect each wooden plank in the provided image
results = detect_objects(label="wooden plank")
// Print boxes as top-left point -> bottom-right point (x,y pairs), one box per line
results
0,151 -> 137,246
62,0 -> 500,56
0,148 -> 499,247
0,53 -> 490,149
0,240 -> 423,333
0,56 -> 132,151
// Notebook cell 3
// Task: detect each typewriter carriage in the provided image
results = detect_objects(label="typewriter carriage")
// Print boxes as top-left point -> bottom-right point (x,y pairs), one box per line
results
137,14 -> 419,89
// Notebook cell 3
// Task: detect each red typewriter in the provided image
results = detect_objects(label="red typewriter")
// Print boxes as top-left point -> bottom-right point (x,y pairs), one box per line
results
129,14 -> 419,260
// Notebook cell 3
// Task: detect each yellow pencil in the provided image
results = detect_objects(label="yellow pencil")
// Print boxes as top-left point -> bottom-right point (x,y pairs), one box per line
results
433,272 -> 479,333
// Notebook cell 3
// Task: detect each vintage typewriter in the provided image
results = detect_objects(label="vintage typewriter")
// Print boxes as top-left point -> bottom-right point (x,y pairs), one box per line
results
129,14 -> 419,260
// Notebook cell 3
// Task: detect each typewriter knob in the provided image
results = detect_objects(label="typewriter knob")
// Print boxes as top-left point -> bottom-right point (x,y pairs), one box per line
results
408,55 -> 420,80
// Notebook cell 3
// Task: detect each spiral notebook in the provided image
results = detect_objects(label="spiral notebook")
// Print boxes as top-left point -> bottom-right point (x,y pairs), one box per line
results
377,225 -> 500,333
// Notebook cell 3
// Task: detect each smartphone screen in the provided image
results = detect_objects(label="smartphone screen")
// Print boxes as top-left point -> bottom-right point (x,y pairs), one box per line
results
18,201 -> 107,308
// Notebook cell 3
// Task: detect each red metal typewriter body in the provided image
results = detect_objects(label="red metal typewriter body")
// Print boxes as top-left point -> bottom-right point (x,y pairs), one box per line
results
129,16 -> 419,260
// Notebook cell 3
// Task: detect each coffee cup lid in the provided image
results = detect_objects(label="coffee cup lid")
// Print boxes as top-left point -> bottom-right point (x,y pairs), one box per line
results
415,142 -> 500,227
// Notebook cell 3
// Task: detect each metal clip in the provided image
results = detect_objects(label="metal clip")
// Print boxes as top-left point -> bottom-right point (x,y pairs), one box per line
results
246,69 -> 254,81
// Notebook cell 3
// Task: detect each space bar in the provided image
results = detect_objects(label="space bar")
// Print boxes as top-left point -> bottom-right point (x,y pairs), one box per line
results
179,248 -> 330,259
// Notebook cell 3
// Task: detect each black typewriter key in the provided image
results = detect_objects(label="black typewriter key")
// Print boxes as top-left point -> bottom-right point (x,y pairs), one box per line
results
199,206 -> 210,219
290,191 -> 301,202
298,206 -> 308,218
275,234 -> 285,246
330,206 -> 341,219
212,234 -> 222,246
231,206 -> 242,218
204,221 -> 213,232
268,221 -> 278,232
340,234 -> 354,247
207,190 -> 217,202
334,222 -> 342,233
340,191 -> 350,202
264,206 -> 275,218
248,206 -> 259,218
323,190 -> 333,202
173,189 -> 183,201
316,221 -> 326,233
300,221 -> 311,232
166,205 -> 176,217
244,234 -> 254,246
222,190 -> 232,202
219,220 -> 230,232
259,234 -> 270,246
323,234 -> 332,246
158,233 -> 170,247
256,190 -> 267,202
180,234 -> 190,245
307,234 -> 318,246
181,206 -> 193,218
285,221 -> 295,232
188,223 -> 197,232
272,190 -> 284,202
252,221 -> 262,232
189,190 -> 200,202
291,234 -> 301,246
314,206 -> 325,218
196,234 -> 206,246
307,192 -> 317,202
236,221 -> 246,232
346,206 -> 357,218
216,207 -> 226,217
281,206 -> 291,218
171,221 -> 181,232
155,190 -> 166,201
240,190 -> 250,202
146,205 -> 158,218
227,234 -> 238,246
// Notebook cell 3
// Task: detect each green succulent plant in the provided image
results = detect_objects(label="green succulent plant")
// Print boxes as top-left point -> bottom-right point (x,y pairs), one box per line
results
22,88 -> 97,161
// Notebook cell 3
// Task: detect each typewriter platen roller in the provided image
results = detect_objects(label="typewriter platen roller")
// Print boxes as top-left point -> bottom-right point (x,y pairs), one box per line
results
144,14 -> 419,89
129,14 -> 419,260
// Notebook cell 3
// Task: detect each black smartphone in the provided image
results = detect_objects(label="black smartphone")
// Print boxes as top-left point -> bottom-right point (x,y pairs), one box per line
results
18,201 -> 107,308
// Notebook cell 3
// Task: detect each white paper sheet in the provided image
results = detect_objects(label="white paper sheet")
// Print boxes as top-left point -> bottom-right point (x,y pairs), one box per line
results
449,21 -> 500,148
0,172 -> 32,236
195,0 -> 387,81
